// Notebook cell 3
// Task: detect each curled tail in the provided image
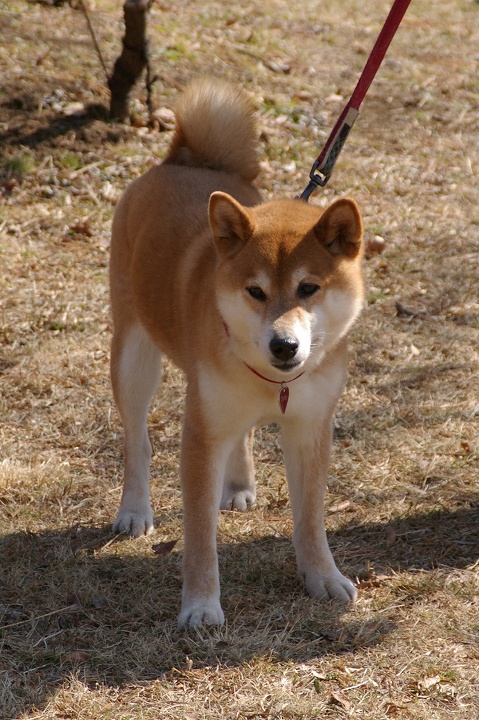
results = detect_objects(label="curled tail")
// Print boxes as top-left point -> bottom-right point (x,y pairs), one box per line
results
164,78 -> 260,182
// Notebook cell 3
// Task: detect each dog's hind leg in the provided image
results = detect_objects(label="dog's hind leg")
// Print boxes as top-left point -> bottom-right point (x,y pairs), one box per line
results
111,323 -> 163,537
220,429 -> 256,511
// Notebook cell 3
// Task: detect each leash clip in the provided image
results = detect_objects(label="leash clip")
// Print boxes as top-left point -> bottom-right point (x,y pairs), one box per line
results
309,160 -> 331,188
297,161 -> 330,201
298,107 -> 359,202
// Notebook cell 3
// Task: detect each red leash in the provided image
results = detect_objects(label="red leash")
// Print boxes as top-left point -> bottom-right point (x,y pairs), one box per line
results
299,0 -> 412,200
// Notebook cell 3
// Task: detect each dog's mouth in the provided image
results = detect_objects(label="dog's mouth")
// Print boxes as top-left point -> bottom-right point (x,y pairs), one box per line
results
271,360 -> 303,373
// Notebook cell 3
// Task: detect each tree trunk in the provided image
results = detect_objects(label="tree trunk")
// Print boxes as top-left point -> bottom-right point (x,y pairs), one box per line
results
108,0 -> 150,122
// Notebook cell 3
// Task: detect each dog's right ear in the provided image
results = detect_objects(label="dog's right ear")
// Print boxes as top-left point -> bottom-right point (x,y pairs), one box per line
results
209,192 -> 254,256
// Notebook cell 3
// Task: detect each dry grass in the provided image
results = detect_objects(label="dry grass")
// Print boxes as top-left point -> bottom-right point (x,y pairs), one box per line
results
1,0 -> 478,718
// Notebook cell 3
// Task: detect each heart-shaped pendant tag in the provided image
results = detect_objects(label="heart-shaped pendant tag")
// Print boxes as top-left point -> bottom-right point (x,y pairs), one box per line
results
279,385 -> 289,414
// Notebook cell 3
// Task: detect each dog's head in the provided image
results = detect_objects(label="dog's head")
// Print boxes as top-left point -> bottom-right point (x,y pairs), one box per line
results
209,193 -> 364,378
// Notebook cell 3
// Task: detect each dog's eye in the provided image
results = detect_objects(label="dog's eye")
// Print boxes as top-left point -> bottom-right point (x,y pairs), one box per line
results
298,283 -> 320,299
246,286 -> 267,301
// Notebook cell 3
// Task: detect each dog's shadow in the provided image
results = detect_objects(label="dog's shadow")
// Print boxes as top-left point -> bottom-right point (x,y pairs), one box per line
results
1,503 -> 478,718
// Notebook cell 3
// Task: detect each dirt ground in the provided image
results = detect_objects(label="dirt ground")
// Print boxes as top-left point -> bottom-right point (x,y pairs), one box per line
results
1,0 -> 478,718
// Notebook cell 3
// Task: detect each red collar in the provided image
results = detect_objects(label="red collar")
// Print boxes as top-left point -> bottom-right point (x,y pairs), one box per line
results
222,320 -> 304,413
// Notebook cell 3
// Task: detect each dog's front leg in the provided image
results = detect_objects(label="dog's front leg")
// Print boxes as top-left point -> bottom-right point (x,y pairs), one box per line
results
178,395 -> 231,629
281,416 -> 357,604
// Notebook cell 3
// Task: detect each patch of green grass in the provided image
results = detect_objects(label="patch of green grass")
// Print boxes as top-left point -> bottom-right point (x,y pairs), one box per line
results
2,152 -> 35,181
161,42 -> 191,62
59,152 -> 83,170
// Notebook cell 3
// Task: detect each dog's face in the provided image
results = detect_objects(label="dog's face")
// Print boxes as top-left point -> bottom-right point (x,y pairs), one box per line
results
209,194 -> 364,378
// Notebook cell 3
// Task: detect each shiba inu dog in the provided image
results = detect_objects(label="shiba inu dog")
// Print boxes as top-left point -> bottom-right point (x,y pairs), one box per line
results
109,78 -> 364,628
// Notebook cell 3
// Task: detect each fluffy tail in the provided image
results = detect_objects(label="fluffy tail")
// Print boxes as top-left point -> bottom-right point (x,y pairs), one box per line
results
164,78 -> 260,182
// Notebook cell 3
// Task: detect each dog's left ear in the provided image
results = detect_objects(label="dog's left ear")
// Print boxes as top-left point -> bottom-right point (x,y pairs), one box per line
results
209,192 -> 255,257
314,198 -> 363,259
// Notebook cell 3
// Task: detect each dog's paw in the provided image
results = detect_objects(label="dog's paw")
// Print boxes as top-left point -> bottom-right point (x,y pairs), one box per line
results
220,487 -> 256,511
305,569 -> 357,603
113,508 -> 154,537
178,600 -> 225,630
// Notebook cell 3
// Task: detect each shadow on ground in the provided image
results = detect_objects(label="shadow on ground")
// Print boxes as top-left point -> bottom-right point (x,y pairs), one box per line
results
0,98 -> 127,153
1,502 -> 478,718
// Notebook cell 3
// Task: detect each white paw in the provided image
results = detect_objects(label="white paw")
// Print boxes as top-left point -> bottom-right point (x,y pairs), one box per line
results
305,569 -> 357,603
220,487 -> 256,511
113,508 -> 154,537
178,600 -> 225,629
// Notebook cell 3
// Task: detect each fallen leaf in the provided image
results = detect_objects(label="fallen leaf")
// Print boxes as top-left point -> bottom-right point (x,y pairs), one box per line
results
419,674 -> 441,691
152,539 -> 177,556
329,500 -> 351,513
356,574 -> 391,590
384,702 -> 408,715
330,692 -> 351,711
70,221 -> 92,237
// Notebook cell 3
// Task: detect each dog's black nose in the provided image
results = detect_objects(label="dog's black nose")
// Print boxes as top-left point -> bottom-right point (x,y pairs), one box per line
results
269,337 -> 299,361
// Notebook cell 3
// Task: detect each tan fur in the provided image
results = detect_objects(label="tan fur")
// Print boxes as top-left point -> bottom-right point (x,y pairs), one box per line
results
109,77 -> 364,628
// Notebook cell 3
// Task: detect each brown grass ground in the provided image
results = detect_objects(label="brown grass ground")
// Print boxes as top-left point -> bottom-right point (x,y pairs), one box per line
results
1,0 -> 478,718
